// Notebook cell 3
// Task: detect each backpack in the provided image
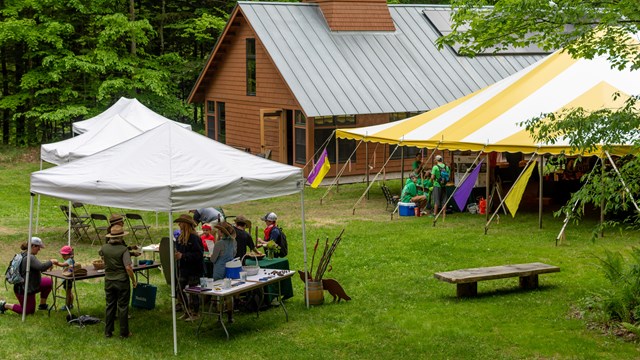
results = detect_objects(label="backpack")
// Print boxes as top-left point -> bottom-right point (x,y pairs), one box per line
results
436,164 -> 450,186
5,253 -> 26,285
276,226 -> 288,258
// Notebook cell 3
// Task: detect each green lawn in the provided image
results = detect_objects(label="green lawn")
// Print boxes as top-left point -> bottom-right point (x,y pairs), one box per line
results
1,149 -> 639,359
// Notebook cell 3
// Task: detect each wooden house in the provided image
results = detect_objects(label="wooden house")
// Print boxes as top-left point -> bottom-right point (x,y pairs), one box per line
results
188,0 -> 545,177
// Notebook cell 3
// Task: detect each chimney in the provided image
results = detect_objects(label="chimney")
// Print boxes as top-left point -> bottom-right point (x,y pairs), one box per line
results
303,0 -> 395,32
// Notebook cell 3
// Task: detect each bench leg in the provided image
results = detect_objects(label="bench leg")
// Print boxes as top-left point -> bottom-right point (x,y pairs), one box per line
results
456,282 -> 477,297
519,274 -> 539,289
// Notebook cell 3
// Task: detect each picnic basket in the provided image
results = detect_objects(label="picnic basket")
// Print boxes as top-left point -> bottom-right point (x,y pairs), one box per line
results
241,254 -> 260,276
92,259 -> 105,270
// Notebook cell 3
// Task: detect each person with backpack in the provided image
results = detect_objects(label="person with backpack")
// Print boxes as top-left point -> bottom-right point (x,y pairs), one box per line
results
1,237 -> 58,315
257,212 -> 288,258
431,155 -> 451,219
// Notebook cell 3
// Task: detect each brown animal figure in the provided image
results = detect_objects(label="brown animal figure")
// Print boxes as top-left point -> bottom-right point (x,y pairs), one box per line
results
297,270 -> 312,283
321,278 -> 351,303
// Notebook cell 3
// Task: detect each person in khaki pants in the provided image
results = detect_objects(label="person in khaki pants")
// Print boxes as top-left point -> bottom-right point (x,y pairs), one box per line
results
100,225 -> 137,338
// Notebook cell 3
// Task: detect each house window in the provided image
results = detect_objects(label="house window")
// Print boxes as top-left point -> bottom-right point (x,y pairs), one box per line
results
217,102 -> 226,144
207,116 -> 215,139
313,115 -> 356,163
389,112 -> 421,159
294,111 -> 306,164
246,38 -> 256,96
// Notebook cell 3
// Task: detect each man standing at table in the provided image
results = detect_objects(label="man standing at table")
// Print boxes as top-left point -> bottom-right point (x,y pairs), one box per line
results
100,224 -> 137,339
233,215 -> 256,260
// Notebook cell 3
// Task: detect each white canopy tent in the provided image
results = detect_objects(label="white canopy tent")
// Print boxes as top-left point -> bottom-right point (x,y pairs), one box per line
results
28,121 -> 307,354
72,97 -> 192,135
42,114 -> 154,165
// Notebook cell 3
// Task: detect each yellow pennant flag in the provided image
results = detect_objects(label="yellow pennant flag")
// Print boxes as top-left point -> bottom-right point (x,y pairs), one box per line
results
504,160 -> 536,217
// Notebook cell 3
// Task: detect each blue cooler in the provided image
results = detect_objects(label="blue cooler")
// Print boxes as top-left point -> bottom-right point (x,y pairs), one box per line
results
225,258 -> 242,279
398,202 -> 416,216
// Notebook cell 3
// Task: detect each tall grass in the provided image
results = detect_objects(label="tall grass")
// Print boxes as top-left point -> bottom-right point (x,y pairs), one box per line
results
0,151 -> 639,359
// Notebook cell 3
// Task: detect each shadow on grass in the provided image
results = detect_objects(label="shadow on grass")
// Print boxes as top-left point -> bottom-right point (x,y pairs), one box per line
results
435,284 -> 561,301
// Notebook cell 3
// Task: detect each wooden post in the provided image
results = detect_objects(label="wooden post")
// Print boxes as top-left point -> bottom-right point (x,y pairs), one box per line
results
538,155 -> 543,229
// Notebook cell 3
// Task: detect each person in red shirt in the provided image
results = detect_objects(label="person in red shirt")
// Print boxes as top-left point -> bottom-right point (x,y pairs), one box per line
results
200,224 -> 215,252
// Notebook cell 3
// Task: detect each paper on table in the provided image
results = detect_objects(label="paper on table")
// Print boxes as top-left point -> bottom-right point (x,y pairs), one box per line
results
205,240 -> 215,256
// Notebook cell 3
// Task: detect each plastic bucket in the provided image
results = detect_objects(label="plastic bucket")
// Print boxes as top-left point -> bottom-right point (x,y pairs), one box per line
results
225,258 -> 242,279
305,281 -> 324,305
398,202 -> 416,216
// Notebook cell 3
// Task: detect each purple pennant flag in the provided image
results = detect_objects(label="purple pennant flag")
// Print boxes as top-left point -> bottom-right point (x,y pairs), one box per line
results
453,159 -> 484,211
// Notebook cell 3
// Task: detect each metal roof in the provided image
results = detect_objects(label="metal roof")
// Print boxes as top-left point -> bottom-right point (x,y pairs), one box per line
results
238,2 -> 546,117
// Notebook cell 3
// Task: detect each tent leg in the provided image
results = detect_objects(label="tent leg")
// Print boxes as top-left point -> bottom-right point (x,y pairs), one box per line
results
169,212 -> 178,355
538,156 -> 543,229
301,188 -> 309,309
23,194 -> 35,321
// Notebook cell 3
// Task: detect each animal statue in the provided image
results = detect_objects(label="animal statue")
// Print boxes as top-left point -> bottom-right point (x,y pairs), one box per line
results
297,271 -> 351,303
321,278 -> 351,303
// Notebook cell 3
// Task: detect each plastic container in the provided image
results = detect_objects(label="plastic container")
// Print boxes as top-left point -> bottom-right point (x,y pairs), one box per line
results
398,202 -> 416,216
225,258 -> 242,279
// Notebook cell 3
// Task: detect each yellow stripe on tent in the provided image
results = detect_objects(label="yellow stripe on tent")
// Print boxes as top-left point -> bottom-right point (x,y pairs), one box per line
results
493,82 -> 632,155
431,51 -> 577,141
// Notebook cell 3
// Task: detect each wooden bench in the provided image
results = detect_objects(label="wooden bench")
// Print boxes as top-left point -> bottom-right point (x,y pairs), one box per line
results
434,262 -> 560,297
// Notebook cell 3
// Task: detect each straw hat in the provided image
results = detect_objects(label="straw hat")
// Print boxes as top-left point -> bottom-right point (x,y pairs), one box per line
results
106,224 -> 128,238
109,214 -> 125,225
214,222 -> 236,239
234,215 -> 249,225
173,214 -> 196,228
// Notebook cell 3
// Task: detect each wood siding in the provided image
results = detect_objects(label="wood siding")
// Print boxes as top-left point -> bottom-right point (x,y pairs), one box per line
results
203,14 -> 300,163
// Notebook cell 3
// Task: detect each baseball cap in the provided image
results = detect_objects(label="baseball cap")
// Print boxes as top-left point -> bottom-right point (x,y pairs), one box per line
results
31,237 -> 45,248
435,155 -> 443,161
261,212 -> 278,221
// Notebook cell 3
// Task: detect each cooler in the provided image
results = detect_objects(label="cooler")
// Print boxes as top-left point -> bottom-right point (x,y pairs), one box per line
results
225,258 -> 242,279
398,202 -> 416,216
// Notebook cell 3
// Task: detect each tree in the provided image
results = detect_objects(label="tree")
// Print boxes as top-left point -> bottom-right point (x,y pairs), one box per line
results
438,0 -> 640,231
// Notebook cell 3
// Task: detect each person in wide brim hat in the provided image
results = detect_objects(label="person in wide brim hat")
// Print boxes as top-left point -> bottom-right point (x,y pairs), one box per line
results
173,214 -> 196,228
106,224 -> 128,238
214,221 -> 236,240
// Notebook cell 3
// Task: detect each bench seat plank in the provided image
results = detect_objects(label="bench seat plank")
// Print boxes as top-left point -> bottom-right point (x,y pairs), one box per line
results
434,262 -> 560,284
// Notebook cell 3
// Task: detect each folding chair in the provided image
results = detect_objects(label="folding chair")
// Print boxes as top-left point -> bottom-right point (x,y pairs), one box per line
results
71,202 -> 91,223
125,213 -> 152,245
60,205 -> 92,243
90,213 -> 110,245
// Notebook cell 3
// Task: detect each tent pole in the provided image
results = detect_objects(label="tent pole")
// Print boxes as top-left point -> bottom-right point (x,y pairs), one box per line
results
23,194 -> 35,321
35,159 -> 42,234
538,155 -> 543,229
556,156 -> 601,246
600,154 -> 605,238
320,140 -> 362,203
169,211 -> 178,355
68,200 -> 72,246
301,187 -> 309,309
365,140 -> 369,200
351,145 -> 400,214
335,135 -> 339,193
433,149 -> 484,226
485,152 -> 490,223
400,146 -> 405,186
605,151 -> 640,213
485,154 -> 538,234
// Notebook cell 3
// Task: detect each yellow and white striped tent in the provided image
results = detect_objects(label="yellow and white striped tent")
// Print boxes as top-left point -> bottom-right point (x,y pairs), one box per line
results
336,50 -> 639,156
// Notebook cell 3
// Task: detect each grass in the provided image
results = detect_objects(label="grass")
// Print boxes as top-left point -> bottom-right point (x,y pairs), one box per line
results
1,148 -> 640,359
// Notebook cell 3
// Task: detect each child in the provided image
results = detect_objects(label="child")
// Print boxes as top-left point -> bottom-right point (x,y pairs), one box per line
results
57,245 -> 75,310
200,223 -> 215,252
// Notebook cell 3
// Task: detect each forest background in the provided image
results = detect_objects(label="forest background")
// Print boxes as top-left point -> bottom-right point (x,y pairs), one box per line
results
0,0 -> 447,146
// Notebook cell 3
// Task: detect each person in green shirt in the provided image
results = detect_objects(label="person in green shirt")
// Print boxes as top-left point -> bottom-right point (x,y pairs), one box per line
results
401,174 -> 427,212
431,155 -> 450,218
